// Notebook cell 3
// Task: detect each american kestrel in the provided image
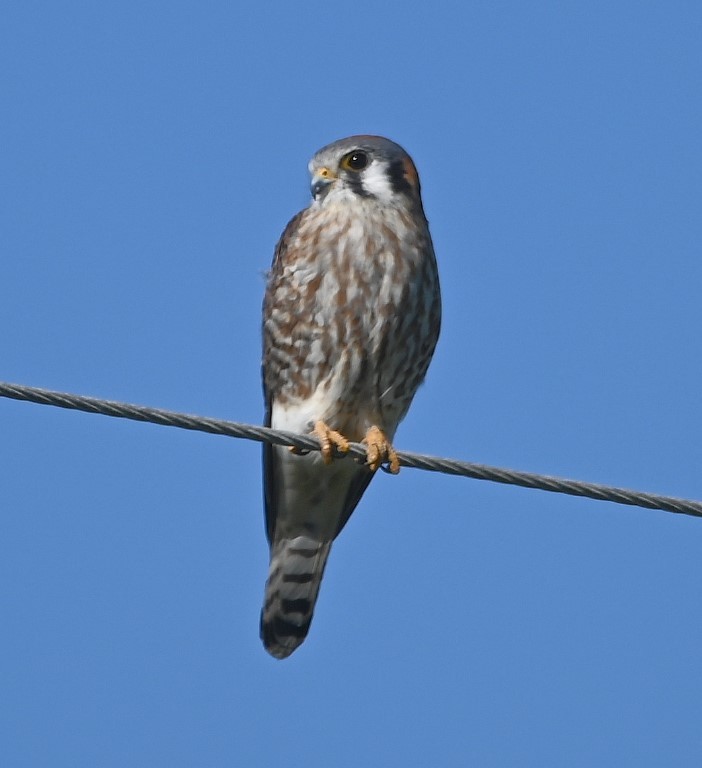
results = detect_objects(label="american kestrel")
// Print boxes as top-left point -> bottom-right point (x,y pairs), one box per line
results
260,135 -> 441,658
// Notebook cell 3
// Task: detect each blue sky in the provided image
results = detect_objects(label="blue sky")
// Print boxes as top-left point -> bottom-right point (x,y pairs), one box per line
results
2,1 -> 702,765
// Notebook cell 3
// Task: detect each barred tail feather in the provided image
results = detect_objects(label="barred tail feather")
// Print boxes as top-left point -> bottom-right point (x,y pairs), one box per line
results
260,536 -> 332,659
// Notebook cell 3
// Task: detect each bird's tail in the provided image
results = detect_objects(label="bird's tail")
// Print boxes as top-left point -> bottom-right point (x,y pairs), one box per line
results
260,535 -> 332,659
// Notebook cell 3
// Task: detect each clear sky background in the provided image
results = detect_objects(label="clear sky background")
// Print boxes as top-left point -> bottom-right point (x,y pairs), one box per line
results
1,2 -> 701,766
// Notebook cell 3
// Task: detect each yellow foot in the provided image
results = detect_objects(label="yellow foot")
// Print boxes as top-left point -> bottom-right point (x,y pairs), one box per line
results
363,425 -> 400,474
313,421 -> 350,465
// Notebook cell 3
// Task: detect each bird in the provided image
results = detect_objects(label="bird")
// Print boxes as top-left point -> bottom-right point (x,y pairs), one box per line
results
260,135 -> 441,659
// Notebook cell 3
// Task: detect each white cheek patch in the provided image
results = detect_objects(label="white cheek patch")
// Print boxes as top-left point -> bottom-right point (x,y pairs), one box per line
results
360,160 -> 395,203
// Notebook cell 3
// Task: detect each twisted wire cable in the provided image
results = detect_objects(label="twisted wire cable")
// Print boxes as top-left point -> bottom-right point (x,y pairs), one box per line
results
1,380 -> 701,519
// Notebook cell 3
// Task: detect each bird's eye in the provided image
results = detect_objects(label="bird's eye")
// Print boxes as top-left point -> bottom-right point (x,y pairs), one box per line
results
341,151 -> 369,172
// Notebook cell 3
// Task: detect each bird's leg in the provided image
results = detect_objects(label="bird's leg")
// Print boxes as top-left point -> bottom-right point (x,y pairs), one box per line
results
313,421 -> 350,465
363,425 -> 400,474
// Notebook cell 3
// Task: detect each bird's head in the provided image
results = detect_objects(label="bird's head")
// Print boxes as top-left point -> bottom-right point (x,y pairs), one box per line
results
308,135 -> 423,208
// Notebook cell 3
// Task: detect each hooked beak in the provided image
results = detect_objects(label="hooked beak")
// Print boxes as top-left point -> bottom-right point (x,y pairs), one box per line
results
311,167 -> 336,200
